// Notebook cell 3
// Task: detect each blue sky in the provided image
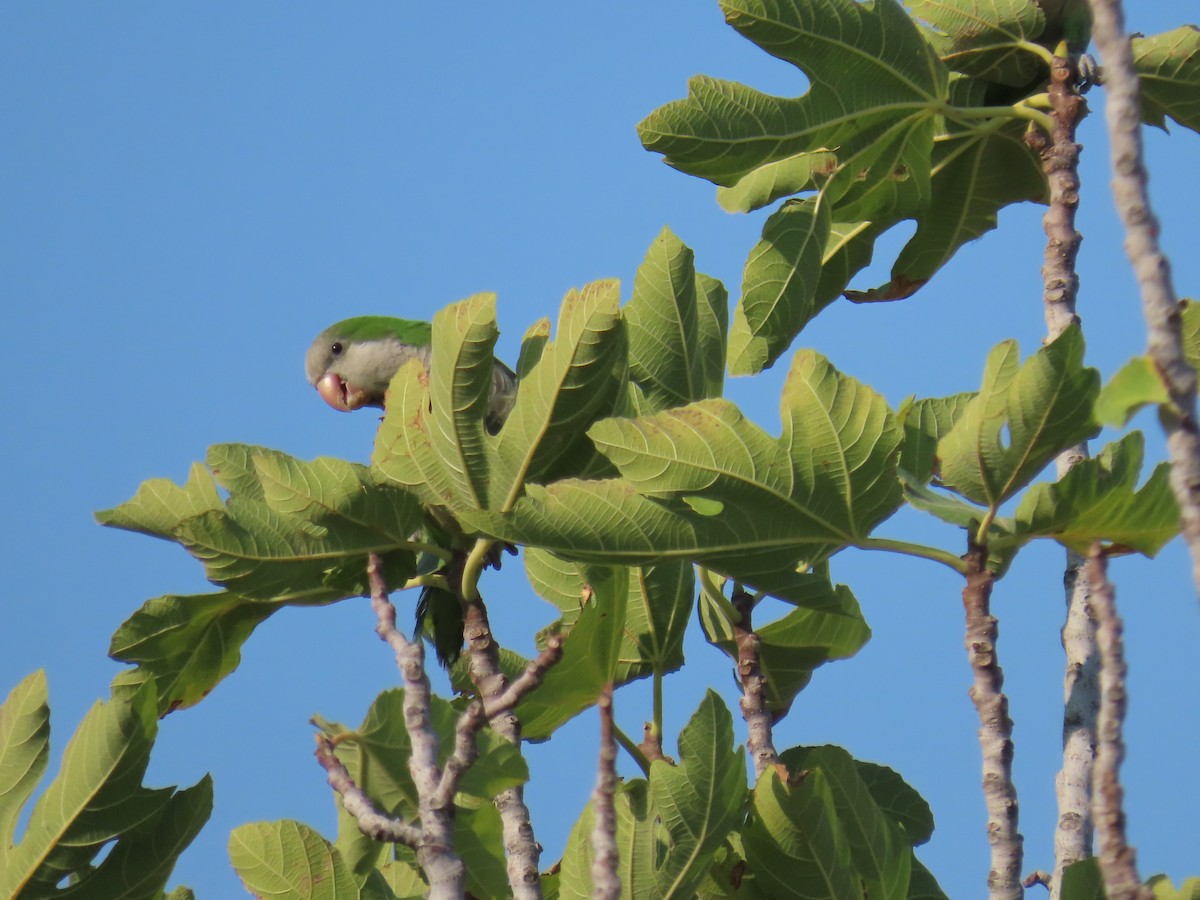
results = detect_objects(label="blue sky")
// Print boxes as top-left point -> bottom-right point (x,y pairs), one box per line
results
3,3 -> 1197,896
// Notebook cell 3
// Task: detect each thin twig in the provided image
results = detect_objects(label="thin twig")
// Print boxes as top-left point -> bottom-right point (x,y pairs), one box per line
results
1035,51 -> 1099,899
314,733 -> 423,846
436,635 -> 565,810
962,542 -> 1024,899
1088,0 -> 1200,598
732,590 -> 779,779
590,684 -> 621,900
482,634 -> 565,718
1086,549 -> 1153,900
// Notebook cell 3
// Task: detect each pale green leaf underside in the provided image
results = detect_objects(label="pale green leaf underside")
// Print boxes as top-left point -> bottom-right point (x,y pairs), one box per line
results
229,820 -> 359,898
910,0 -> 1048,87
1094,356 -> 1170,429
638,0 -> 948,188
467,351 -> 901,599
2,679 -> 208,899
1014,432 -> 1179,556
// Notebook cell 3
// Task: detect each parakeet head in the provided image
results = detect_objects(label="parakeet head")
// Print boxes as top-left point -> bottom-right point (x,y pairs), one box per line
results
305,316 -> 433,412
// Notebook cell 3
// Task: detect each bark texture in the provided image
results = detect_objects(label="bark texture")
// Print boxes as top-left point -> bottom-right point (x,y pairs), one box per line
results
1088,0 -> 1200,597
590,684 -> 621,900
1086,550 -> 1153,900
732,590 -> 779,778
1036,53 -> 1099,898
962,544 -> 1024,899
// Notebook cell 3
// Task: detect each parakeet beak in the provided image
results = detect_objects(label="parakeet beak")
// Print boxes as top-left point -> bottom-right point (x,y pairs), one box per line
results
315,373 -> 369,412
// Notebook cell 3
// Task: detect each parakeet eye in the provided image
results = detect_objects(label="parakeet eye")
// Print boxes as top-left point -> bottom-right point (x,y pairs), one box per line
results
330,342 -> 343,356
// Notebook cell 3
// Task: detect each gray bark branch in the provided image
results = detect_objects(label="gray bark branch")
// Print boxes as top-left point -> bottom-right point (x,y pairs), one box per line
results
1035,52 -> 1099,899
458,565 -> 543,899
963,543 -> 1024,899
590,684 -> 620,900
1087,0 -> 1200,598
1085,549 -> 1153,900
733,590 -> 779,779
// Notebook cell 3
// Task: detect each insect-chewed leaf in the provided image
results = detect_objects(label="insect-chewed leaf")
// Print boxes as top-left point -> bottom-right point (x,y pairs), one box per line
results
1135,26 -> 1200,134
897,391 -> 976,484
1014,432 -> 1179,556
938,325 -> 1099,509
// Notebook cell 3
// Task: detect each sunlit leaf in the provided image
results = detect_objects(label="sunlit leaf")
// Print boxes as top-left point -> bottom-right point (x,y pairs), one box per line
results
638,0 -> 948,190
910,0 -> 1048,86
897,391 -> 976,484
781,746 -> 912,900
650,691 -> 747,898
1,675 -> 208,899
627,227 -> 728,409
728,199 -> 830,375
1014,432 -> 1179,556
109,592 -> 282,716
938,326 -> 1099,509
1135,26 -> 1200,134
228,820 -> 358,898
742,766 -> 861,899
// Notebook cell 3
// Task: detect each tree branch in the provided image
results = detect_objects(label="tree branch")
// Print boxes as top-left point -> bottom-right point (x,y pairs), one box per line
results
1086,549 -> 1153,900
590,684 -> 621,900
1087,0 -> 1200,598
1035,51 -> 1099,899
452,553 -> 544,899
732,589 -> 779,779
328,553 -> 464,897
314,733 -> 423,846
962,542 -> 1024,899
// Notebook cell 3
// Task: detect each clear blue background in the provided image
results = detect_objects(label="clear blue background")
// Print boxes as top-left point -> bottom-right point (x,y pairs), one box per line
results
2,3 -> 1197,896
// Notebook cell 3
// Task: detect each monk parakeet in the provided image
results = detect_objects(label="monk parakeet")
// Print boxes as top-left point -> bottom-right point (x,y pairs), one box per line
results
306,315 -> 518,666
305,315 -> 518,433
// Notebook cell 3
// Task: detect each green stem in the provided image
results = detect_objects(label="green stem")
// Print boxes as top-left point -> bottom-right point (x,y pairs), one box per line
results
613,724 -> 651,776
698,567 -> 742,624
400,573 -> 452,592
401,541 -> 455,563
947,103 -> 1055,134
853,537 -> 967,574
460,538 -> 495,601
974,509 -> 998,548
